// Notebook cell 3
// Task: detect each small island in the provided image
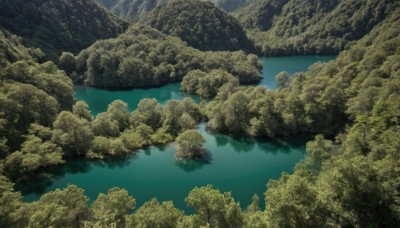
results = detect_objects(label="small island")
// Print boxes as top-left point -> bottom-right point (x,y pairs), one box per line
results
175,129 -> 206,160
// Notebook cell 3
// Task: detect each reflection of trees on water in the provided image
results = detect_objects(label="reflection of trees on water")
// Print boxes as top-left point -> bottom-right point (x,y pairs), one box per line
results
175,151 -> 213,173
257,135 -> 312,155
15,153 -> 137,197
14,160 -> 92,196
213,131 -> 311,155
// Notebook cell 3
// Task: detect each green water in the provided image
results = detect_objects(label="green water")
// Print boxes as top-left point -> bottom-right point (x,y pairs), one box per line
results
19,56 -> 335,211
75,83 -> 201,116
260,55 -> 337,89
17,124 -> 308,211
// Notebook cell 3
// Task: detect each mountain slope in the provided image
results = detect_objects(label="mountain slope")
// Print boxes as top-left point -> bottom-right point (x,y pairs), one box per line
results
95,0 -> 248,22
235,0 -> 399,55
71,25 -> 261,88
0,0 -> 129,61
111,0 -> 168,22
144,0 -> 254,52
0,30 -> 74,155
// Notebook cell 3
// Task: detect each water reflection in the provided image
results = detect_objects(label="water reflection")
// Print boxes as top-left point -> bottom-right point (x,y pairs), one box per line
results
15,160 -> 92,196
175,152 -> 213,173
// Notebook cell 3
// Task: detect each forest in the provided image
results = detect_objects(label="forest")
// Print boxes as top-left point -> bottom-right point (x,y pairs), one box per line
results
235,0 -> 400,55
0,0 -> 399,227
0,0 -> 129,61
65,25 -> 261,88
96,0 -> 248,22
144,0 -> 254,52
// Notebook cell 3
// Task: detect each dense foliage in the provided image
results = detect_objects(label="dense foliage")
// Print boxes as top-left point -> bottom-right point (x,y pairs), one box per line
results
235,0 -> 400,55
0,1 -> 399,227
105,0 -> 168,22
211,0 -> 248,12
0,31 -> 74,160
96,0 -> 248,22
69,25 -> 261,88
175,129 -> 206,159
181,69 -> 239,98
144,0 -> 254,52
0,0 -> 129,61
205,9 -> 400,226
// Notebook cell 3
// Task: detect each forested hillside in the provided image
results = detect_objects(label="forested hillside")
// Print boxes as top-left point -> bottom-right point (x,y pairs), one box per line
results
0,30 -> 74,164
0,0 -> 399,227
235,0 -> 399,55
205,10 -> 400,226
1,6 -> 398,227
96,0 -> 248,22
0,0 -> 129,61
67,25 -> 261,88
144,0 -> 254,52
95,0 -> 120,9
108,0 -> 168,22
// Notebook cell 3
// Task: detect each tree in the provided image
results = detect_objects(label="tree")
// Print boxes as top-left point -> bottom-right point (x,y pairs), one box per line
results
175,130 -> 206,159
135,124 -> 154,145
186,185 -> 244,227
88,137 -> 129,158
0,174 -> 25,227
4,135 -> 64,177
88,188 -> 135,227
275,71 -> 289,88
163,100 -> 184,136
247,194 -> 260,214
127,198 -> 183,228
133,98 -> 164,130
265,171 -> 325,227
306,135 -> 333,169
92,113 -> 119,137
59,52 -> 76,75
73,101 -> 92,121
52,111 -> 94,157
29,185 -> 88,227
223,91 -> 250,133
107,100 -> 130,131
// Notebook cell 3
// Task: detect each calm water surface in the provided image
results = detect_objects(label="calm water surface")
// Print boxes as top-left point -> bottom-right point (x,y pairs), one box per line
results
260,55 -> 337,89
18,124 -> 308,211
75,83 -> 201,116
19,56 -> 335,211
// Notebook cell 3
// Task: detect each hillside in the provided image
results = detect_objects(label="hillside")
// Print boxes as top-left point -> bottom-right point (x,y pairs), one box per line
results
0,5 -> 398,227
95,0 -> 248,22
235,0 -> 399,55
144,0 -> 254,52
70,25 -> 261,88
95,0 -> 120,9
205,9 -> 400,226
110,0 -> 168,22
0,30 -> 74,157
0,0 -> 129,61
212,0 -> 248,12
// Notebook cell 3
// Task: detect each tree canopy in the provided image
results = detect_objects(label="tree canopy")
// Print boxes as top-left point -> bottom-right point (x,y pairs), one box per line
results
0,0 -> 128,61
144,0 -> 254,52
70,25 -> 261,88
235,0 -> 400,55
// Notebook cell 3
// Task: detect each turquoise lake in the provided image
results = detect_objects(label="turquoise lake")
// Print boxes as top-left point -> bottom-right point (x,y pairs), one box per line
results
18,55 -> 335,211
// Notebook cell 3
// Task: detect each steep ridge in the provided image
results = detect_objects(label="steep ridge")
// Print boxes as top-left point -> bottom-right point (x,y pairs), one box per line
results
0,0 -> 129,61
235,0 -> 399,55
144,0 -> 254,52
95,0 -> 249,22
